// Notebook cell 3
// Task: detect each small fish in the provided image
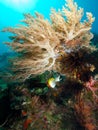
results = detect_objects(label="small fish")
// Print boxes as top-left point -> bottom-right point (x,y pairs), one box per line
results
22,110 -> 27,117
22,101 -> 31,106
47,76 -> 61,88
23,118 -> 32,130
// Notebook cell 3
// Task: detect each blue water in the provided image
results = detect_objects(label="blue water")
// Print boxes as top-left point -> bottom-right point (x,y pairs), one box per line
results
0,0 -> 98,54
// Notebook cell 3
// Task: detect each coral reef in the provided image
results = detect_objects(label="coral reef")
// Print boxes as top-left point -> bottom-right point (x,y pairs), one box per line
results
1,0 -> 98,130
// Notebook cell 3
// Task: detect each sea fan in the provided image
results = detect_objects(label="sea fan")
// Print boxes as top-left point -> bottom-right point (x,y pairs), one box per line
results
2,0 -> 95,82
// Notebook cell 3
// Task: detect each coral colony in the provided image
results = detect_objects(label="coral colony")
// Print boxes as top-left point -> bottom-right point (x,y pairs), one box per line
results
2,0 -> 98,129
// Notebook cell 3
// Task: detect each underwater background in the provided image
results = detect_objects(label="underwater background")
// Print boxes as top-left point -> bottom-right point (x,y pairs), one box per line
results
0,0 -> 98,130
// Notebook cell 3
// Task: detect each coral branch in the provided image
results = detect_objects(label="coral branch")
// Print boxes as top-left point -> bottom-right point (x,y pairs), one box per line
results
75,99 -> 97,130
51,0 -> 95,47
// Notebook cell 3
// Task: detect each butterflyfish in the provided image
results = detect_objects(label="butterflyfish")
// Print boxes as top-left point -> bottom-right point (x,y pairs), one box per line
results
47,76 -> 61,88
